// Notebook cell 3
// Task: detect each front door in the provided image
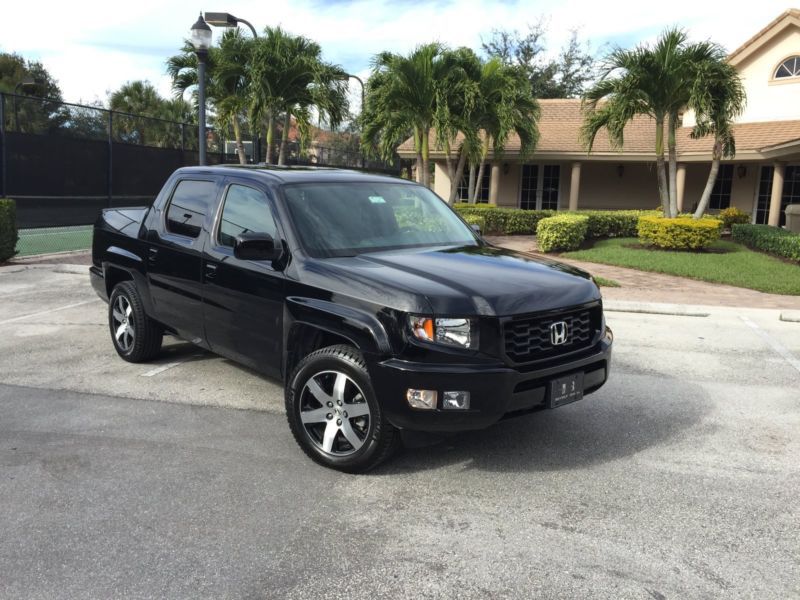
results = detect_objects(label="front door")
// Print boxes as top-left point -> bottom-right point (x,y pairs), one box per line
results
202,180 -> 285,377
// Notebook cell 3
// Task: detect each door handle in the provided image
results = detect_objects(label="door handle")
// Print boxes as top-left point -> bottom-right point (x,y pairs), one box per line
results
205,263 -> 218,280
148,247 -> 158,264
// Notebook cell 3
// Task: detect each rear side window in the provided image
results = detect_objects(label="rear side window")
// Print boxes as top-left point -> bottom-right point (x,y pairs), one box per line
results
218,184 -> 277,247
165,180 -> 217,238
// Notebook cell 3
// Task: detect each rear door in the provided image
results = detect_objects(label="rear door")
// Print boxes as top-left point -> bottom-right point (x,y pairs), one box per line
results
201,179 -> 286,376
146,177 -> 219,344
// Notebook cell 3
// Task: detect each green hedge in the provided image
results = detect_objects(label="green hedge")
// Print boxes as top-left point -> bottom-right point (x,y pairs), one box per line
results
538,214 -> 589,252
638,216 -> 722,250
578,210 -> 661,238
732,224 -> 800,262
453,204 -> 554,235
0,199 -> 18,263
461,213 -> 486,232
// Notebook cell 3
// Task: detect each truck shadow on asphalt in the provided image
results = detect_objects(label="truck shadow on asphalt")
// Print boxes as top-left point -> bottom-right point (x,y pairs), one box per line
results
379,366 -> 711,474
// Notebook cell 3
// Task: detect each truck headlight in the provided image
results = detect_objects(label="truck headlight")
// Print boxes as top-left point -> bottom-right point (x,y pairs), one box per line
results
408,316 -> 477,349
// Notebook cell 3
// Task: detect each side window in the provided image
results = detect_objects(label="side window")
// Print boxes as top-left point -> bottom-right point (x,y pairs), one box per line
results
165,180 -> 217,238
218,184 -> 278,248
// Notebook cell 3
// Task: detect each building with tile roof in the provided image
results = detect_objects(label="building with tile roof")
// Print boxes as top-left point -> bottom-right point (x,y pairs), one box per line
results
398,9 -> 800,226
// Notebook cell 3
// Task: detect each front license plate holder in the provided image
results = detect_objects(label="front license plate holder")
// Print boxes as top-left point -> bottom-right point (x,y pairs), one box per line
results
549,372 -> 584,408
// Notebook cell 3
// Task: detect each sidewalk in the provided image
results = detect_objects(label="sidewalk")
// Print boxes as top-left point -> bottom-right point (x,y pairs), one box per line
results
488,235 -> 800,311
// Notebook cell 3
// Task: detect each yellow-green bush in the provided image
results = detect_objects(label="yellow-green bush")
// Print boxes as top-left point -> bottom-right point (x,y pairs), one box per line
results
538,214 -> 589,252
462,213 -> 486,233
453,204 -> 554,235
0,199 -> 18,263
638,216 -> 722,250
717,207 -> 751,229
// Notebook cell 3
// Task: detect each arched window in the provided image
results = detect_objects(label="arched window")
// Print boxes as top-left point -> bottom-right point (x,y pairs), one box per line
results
774,56 -> 800,79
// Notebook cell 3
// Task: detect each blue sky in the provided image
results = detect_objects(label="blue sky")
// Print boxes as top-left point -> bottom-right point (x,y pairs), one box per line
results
1,0 -> 791,105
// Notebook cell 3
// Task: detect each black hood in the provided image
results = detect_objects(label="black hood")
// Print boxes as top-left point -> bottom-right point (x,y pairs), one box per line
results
299,244 -> 600,317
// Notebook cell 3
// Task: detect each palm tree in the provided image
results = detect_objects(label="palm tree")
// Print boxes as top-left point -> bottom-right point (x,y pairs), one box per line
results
109,80 -> 192,148
249,27 -> 349,165
582,29 -> 723,217
167,30 -> 256,164
689,61 -> 746,218
362,43 -> 444,187
467,60 -> 540,203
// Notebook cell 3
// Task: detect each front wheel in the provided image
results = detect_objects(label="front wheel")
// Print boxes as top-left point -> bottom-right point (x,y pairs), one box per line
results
285,345 -> 400,473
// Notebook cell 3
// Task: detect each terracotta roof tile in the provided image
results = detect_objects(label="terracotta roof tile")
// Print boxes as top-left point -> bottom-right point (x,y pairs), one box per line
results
398,98 -> 800,158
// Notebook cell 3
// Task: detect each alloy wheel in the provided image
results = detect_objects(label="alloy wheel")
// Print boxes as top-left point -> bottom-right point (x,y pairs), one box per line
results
111,295 -> 135,353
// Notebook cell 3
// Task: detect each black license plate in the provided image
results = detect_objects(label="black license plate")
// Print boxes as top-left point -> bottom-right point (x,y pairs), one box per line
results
549,372 -> 584,408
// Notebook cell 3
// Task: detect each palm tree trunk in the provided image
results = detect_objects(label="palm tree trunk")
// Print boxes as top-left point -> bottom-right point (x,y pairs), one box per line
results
475,159 -> 487,204
232,117 -> 247,165
694,141 -> 722,219
412,127 -> 423,184
667,113 -> 678,217
421,128 -> 430,188
655,116 -> 670,215
447,145 -> 469,205
468,164 -> 476,203
278,111 -> 291,166
265,112 -> 275,164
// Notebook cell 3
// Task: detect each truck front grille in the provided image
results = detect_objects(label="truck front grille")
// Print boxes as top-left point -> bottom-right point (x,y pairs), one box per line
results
503,305 -> 601,363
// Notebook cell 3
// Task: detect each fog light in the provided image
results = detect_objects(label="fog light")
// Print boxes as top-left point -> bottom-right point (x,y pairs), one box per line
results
406,389 -> 437,410
442,391 -> 470,410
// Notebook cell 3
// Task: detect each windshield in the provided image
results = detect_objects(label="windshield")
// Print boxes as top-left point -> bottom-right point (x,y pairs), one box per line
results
283,182 -> 479,257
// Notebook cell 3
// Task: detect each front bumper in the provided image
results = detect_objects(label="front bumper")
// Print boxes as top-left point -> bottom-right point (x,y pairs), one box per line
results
370,329 -> 613,432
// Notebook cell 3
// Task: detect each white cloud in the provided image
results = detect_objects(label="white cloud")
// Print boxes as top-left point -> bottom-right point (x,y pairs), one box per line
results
1,0 -> 790,104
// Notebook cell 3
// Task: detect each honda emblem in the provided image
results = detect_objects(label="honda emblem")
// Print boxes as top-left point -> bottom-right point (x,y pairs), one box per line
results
550,321 -> 569,346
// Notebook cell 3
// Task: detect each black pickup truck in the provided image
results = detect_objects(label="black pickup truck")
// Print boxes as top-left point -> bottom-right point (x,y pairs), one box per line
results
91,165 -> 612,472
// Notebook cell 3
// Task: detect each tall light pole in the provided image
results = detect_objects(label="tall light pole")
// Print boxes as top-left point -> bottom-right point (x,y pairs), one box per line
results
205,12 -> 259,162
341,74 -> 366,168
190,14 -> 213,165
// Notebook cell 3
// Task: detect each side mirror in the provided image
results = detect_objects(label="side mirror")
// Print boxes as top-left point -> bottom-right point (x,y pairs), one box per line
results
470,223 -> 482,236
233,232 -> 282,261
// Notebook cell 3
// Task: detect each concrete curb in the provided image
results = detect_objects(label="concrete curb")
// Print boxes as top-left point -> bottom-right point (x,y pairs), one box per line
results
604,300 -> 710,317
780,311 -> 800,323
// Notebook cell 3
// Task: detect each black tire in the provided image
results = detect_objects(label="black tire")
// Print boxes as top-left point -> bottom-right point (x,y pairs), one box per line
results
286,345 -> 400,473
108,281 -> 163,363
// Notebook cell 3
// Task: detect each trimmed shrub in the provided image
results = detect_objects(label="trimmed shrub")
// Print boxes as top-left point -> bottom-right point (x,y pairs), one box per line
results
732,224 -> 800,263
717,207 -> 751,229
538,214 -> 589,252
0,198 -> 18,263
577,210 -> 661,238
461,213 -> 486,232
454,204 -> 554,235
638,216 -> 722,250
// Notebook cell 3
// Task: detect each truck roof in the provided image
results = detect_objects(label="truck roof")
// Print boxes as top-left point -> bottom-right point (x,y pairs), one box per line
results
173,164 -> 414,186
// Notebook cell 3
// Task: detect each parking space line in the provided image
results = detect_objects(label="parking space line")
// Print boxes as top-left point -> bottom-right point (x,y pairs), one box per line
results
0,299 -> 101,326
740,316 -> 800,374
140,360 -> 190,377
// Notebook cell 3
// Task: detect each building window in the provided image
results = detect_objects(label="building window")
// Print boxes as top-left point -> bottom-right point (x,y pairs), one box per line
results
519,164 -> 560,210
774,56 -> 800,79
457,168 -> 490,203
755,165 -> 800,226
709,164 -> 734,210
520,165 -> 538,210
542,165 -> 560,210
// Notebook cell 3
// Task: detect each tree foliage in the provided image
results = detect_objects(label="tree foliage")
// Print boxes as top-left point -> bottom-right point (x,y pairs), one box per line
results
0,52 -> 63,134
482,23 -> 595,99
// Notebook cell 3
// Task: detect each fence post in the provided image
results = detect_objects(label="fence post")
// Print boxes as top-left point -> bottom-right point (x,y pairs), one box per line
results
181,123 -> 185,152
0,93 -> 6,198
107,110 -> 113,208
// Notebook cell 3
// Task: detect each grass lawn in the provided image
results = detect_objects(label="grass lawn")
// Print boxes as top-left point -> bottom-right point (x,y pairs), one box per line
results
562,237 -> 800,296
594,276 -> 621,288
16,226 -> 93,257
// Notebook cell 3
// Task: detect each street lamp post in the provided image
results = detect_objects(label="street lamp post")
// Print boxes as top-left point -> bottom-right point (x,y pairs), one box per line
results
205,12 -> 260,163
343,74 -> 366,168
190,14 -> 213,165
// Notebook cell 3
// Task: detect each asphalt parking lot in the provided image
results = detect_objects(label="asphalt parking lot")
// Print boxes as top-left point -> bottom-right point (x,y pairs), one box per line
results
1,264 -> 799,599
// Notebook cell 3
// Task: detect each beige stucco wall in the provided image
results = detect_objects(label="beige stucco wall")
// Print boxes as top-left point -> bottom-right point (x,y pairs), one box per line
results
496,162 -> 521,207
684,26 -> 800,126
572,162 -> 659,210
433,162 -> 450,200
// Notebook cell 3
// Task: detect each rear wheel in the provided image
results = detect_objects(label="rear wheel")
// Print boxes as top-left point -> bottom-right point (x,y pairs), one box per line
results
108,281 -> 163,363
286,345 -> 399,473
